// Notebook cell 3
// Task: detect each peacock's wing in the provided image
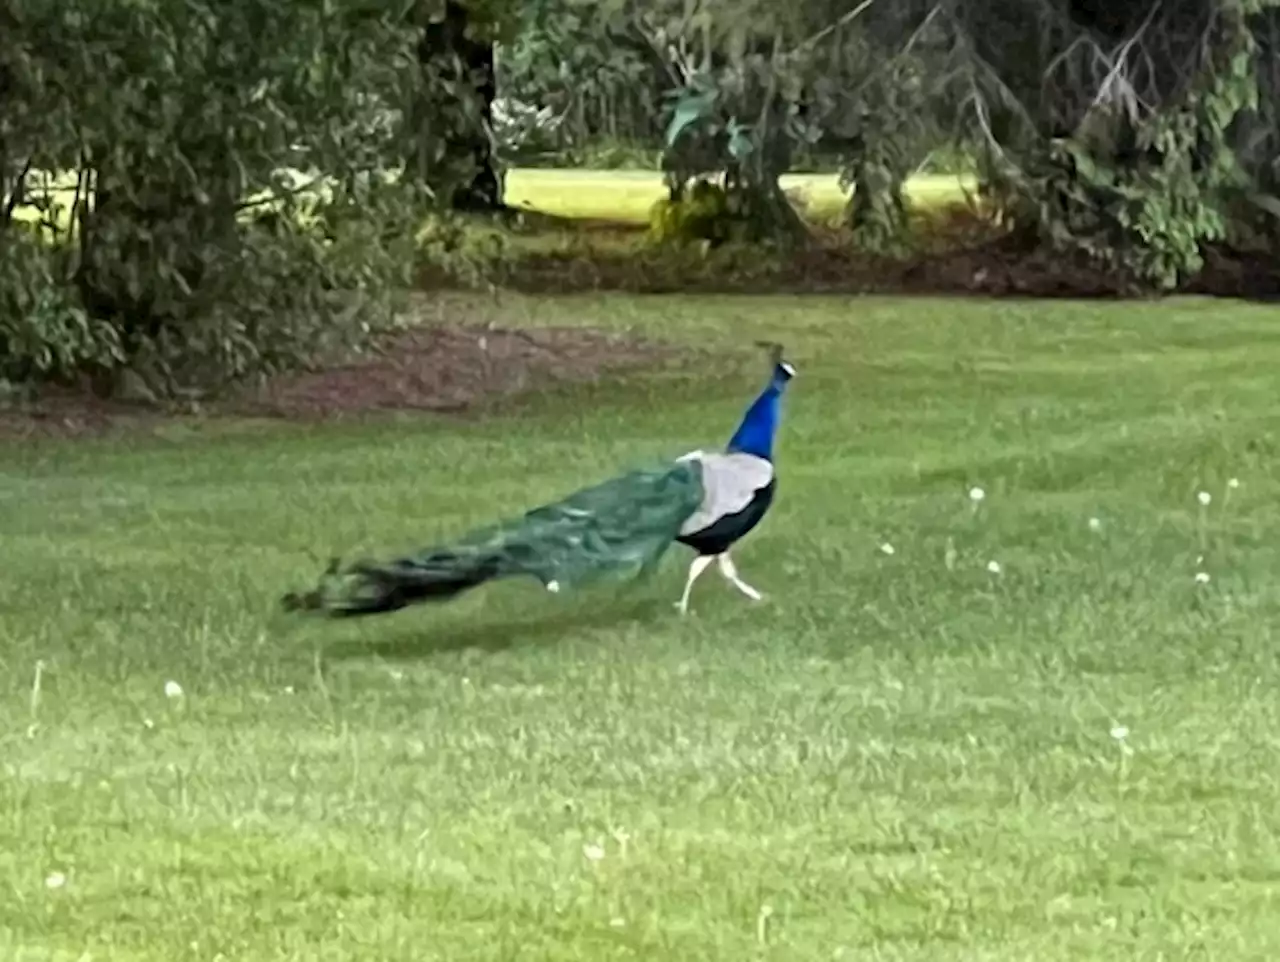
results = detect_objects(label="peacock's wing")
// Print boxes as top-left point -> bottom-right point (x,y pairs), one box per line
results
462,459 -> 707,588
676,451 -> 774,537
284,458 -> 707,617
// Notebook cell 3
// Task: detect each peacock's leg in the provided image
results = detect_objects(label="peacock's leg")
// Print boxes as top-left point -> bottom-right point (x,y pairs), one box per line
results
675,554 -> 715,614
717,553 -> 763,601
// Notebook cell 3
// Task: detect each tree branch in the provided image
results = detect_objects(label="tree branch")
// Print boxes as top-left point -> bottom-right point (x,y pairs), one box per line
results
2,155 -> 34,224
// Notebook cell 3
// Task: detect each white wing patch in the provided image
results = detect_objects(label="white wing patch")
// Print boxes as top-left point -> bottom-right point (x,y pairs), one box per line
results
678,452 -> 774,537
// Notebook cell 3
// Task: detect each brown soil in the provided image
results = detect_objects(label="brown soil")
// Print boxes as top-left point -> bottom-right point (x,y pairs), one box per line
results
231,323 -> 675,420
6,232 -> 1276,442
505,224 -> 1280,300
0,391 -> 159,442
0,322 -> 676,441
896,238 -> 1280,300
507,244 -> 1124,297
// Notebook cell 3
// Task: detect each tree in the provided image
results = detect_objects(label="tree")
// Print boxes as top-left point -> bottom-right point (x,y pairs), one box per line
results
1,0 -> 422,391
622,0 -> 954,246
943,0 -> 1280,288
495,0 -> 667,158
405,0 -> 521,211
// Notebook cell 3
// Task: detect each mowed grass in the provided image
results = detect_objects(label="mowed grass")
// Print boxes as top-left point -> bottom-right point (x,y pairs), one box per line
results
504,168 -> 973,223
6,294 -> 1280,960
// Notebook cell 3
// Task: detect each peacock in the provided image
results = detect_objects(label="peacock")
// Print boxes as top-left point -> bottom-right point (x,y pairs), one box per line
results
282,347 -> 795,618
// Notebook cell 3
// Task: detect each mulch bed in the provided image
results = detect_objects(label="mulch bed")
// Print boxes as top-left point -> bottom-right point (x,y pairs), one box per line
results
5,236 -> 1276,442
0,324 -> 677,441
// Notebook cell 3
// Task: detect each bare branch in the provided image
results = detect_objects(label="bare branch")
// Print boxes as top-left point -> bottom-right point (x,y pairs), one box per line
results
2,155 -> 34,224
790,0 -> 879,59
235,174 -> 329,213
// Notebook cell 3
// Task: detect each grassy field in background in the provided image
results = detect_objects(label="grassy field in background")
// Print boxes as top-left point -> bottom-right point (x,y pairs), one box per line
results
503,169 -> 973,223
5,294 -> 1280,960
9,167 -> 974,230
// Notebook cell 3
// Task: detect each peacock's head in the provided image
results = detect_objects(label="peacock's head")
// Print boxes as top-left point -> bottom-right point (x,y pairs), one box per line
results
755,340 -> 795,388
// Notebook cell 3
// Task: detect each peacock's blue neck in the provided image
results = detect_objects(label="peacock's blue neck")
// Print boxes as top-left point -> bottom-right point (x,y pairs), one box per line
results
726,365 -> 791,461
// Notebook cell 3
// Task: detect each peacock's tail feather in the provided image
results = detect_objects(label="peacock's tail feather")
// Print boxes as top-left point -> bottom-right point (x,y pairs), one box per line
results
283,459 -> 706,617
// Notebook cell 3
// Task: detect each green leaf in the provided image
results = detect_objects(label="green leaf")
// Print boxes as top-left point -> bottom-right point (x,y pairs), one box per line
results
664,89 -> 717,149
726,119 -> 753,159
1246,191 -> 1280,220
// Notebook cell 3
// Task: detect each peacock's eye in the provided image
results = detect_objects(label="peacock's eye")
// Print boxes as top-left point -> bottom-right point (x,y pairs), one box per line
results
780,362 -> 796,377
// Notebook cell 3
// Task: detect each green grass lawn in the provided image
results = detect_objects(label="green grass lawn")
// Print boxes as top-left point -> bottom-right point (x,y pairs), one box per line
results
5,294 -> 1280,960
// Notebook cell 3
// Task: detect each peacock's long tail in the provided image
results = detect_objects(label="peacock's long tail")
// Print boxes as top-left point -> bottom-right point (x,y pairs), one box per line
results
282,460 -> 706,617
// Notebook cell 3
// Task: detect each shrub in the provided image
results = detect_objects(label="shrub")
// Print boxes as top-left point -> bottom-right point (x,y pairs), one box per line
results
647,180 -> 735,246
0,229 -> 122,387
0,0 -> 422,396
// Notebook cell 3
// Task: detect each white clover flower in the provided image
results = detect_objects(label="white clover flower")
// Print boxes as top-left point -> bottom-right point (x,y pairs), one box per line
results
1088,517 -> 1102,532
1195,571 -> 1211,584
986,560 -> 1002,575
163,680 -> 184,699
1197,491 -> 1212,506
1228,478 -> 1240,490
757,904 -> 775,944
1109,725 -> 1129,741
44,872 -> 66,890
582,842 -> 605,862
878,542 -> 895,556
546,580 -> 561,593
968,486 -> 986,503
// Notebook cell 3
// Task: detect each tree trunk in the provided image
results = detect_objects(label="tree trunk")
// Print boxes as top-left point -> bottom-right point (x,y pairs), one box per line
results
414,1 -> 504,212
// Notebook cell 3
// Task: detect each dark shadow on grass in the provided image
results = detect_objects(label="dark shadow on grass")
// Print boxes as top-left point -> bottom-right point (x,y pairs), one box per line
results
321,593 -> 667,661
